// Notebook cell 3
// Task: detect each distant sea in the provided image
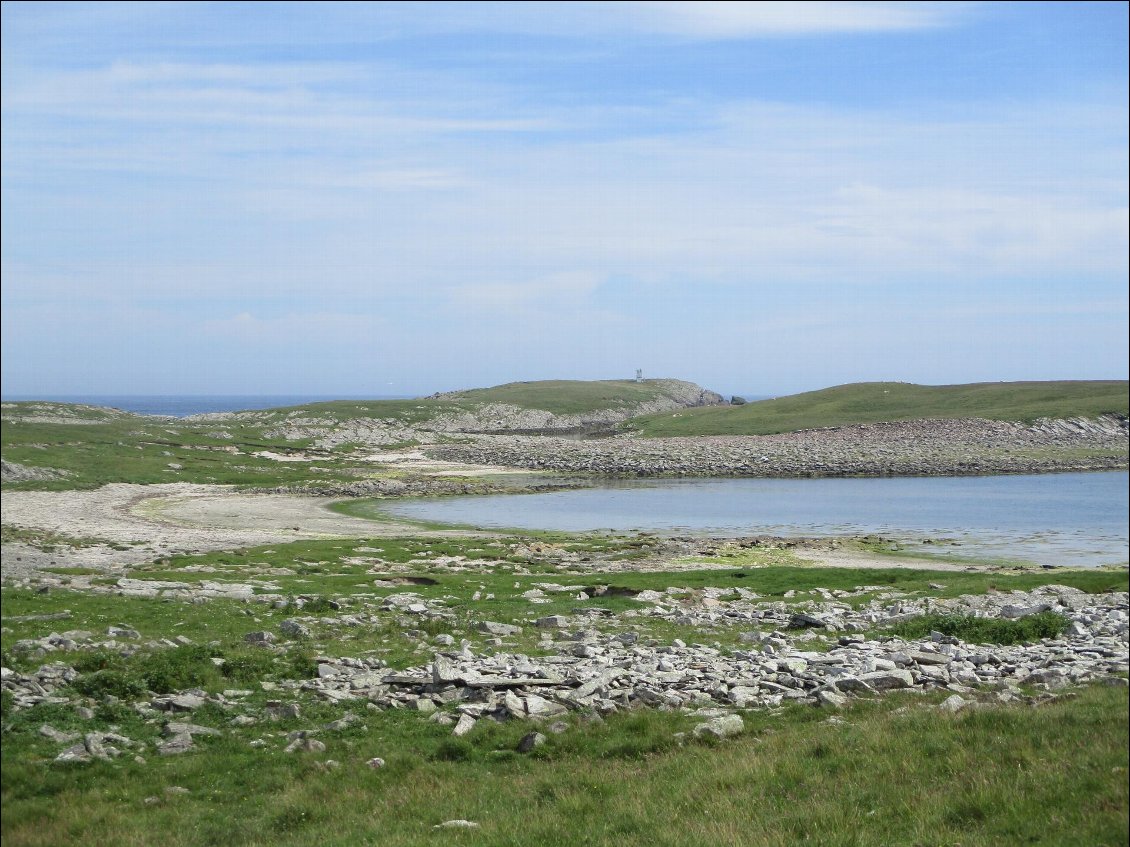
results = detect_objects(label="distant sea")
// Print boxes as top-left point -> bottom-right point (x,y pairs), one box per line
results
3,391 -> 772,418
0,395 -> 416,418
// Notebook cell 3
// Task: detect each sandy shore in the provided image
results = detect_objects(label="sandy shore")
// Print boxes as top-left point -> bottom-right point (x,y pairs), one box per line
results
0,483 -> 459,580
1,482 -> 1048,583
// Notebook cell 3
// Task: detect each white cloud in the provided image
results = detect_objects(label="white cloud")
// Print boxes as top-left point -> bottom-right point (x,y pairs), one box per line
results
0,1 -> 974,61
626,2 -> 971,38
4,89 -> 1124,307
2,59 -> 553,148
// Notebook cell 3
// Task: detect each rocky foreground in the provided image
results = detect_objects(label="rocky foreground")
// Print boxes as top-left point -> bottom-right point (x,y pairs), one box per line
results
298,584 -> 1129,726
427,415 -> 1129,477
5,581 -> 1126,760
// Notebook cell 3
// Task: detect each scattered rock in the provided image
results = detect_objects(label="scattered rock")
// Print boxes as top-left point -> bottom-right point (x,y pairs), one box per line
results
156,734 -> 195,756
284,732 -> 326,754
452,714 -> 477,737
280,619 -> 311,638
152,693 -> 207,712
477,621 -> 522,637
694,714 -> 744,740
816,690 -> 847,709
39,724 -> 79,744
163,721 -> 221,737
264,702 -> 301,720
939,695 -> 970,713
517,732 -> 547,753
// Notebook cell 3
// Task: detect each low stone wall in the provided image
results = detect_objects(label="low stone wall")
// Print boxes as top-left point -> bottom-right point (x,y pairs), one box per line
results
425,416 -> 1129,477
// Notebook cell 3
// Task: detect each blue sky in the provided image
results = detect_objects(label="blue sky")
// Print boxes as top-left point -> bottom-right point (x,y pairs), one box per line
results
2,1 -> 1127,397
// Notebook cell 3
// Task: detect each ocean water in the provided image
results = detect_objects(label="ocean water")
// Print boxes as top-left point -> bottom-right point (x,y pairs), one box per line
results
381,471 -> 1130,568
3,391 -> 769,417
0,395 -> 414,417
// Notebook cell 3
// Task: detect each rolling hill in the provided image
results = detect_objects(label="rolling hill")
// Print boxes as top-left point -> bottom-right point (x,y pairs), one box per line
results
623,381 -> 1130,438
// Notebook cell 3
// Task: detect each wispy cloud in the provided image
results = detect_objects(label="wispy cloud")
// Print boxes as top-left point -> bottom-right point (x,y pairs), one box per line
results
2,1 -> 1125,394
3,85 -> 1125,296
624,1 -> 973,38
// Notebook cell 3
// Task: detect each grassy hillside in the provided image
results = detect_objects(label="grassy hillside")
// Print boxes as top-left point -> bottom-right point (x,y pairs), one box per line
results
211,379 -> 698,425
435,379 -> 675,415
0,380 -> 707,490
624,381 -> 1130,437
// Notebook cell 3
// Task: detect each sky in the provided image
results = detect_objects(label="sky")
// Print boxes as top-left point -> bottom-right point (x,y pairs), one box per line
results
1,1 -> 1127,398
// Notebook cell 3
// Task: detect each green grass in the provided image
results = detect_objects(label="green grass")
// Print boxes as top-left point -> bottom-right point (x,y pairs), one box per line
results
66,643 -> 317,698
437,379 -> 674,415
1,684 -> 1125,846
883,612 -> 1072,645
0,414 -> 376,491
625,380 -> 1130,437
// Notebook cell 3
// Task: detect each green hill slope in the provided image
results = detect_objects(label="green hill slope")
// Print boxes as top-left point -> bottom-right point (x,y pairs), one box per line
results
624,381 -> 1130,437
225,378 -> 720,426
1,379 -> 725,489
432,379 -> 684,415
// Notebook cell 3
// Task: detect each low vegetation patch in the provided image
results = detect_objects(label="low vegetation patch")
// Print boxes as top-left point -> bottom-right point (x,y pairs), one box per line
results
63,644 -> 318,699
884,611 -> 1072,645
0,413 -> 371,491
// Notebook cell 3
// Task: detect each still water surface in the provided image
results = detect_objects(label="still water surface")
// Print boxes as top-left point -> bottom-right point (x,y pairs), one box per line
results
383,471 -> 1129,568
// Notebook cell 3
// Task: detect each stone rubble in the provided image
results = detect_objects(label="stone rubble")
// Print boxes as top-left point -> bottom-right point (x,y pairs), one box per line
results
425,415 -> 1128,478
1,662 -> 78,709
3,585 -> 1125,764
55,731 -> 141,763
278,587 -> 1127,725
612,582 -> 1117,636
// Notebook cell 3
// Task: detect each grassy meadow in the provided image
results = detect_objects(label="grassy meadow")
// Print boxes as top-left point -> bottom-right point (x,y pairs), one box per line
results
0,402 -> 350,491
3,682 -> 1125,847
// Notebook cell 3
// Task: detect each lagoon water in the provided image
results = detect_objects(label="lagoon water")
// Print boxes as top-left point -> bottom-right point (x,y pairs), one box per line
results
384,471 -> 1129,568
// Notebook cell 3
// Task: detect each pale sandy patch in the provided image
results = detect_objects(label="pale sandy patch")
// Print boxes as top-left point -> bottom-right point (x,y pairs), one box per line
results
0,483 -> 474,579
251,450 -> 316,462
796,547 -> 1023,572
358,448 -> 530,476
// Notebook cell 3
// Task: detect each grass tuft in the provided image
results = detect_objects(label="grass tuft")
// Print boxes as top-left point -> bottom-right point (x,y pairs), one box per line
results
885,611 -> 1071,645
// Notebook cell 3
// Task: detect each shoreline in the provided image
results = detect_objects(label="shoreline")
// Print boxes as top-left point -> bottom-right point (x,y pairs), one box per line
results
3,479 -> 1125,583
